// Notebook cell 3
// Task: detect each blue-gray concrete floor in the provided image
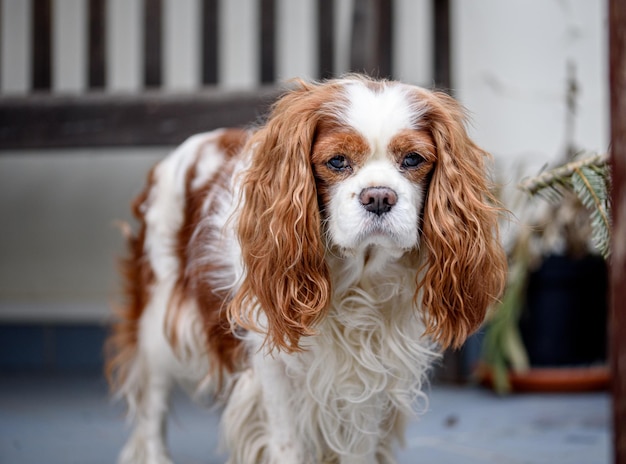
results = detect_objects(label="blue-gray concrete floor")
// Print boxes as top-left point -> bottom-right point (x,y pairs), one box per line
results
0,374 -> 611,464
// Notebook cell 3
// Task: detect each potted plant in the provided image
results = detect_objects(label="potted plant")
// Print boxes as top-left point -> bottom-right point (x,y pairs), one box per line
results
478,152 -> 612,394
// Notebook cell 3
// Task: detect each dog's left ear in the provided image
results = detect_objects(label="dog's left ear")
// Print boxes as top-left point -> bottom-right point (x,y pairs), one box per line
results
229,82 -> 333,353
417,90 -> 507,349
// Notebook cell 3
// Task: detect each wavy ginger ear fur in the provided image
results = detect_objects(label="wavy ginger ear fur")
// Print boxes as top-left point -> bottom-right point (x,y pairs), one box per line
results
416,90 -> 507,349
228,81 -> 340,353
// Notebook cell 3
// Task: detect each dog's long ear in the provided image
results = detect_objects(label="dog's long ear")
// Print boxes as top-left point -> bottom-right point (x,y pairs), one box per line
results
417,90 -> 507,349
229,82 -> 334,353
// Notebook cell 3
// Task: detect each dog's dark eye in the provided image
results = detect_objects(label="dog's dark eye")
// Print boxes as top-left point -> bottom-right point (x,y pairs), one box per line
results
327,155 -> 350,171
401,152 -> 424,169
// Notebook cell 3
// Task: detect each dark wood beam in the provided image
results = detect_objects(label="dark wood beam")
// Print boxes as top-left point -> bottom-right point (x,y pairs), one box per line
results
144,0 -> 162,88
33,0 -> 52,90
609,0 -> 626,462
318,0 -> 335,79
259,0 -> 276,84
202,0 -> 219,85
0,88 -> 281,149
88,0 -> 106,89
433,0 -> 451,91
350,0 -> 393,79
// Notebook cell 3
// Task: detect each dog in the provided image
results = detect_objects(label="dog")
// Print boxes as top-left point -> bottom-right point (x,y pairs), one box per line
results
106,75 -> 507,464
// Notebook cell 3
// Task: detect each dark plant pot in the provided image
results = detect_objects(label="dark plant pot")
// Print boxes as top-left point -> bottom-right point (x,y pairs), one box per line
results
519,254 -> 608,367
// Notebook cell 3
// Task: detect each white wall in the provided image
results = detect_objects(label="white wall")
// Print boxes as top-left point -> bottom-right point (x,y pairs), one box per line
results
0,149 -> 168,323
452,0 -> 609,178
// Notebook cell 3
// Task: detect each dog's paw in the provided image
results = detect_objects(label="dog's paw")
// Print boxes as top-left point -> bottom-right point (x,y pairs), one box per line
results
267,442 -> 309,464
118,432 -> 174,464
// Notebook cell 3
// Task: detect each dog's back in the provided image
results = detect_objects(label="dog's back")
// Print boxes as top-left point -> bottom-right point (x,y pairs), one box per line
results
106,128 -> 249,464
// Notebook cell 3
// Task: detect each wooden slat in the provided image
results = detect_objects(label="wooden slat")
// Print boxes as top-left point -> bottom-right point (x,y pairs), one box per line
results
376,0 -> 392,78
259,0 -> 275,84
433,0 -> 451,91
318,0 -> 335,79
0,2 -> 2,90
350,0 -> 372,74
88,0 -> 106,88
33,0 -> 52,90
202,0 -> 219,85
610,1 -> 626,462
144,0 -> 162,88
349,0 -> 393,79
0,88 -> 281,149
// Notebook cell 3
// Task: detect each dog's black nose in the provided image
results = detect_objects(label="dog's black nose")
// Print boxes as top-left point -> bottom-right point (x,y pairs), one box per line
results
359,187 -> 398,216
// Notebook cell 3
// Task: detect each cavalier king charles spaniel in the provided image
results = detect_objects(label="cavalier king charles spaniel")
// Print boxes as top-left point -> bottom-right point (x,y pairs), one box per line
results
107,75 -> 507,464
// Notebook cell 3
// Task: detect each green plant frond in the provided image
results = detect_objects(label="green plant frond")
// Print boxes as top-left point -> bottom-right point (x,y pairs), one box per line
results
534,183 -> 568,204
571,166 -> 612,258
518,153 -> 611,259
491,351 -> 511,395
503,323 -> 530,373
481,248 -> 531,393
518,153 -> 608,199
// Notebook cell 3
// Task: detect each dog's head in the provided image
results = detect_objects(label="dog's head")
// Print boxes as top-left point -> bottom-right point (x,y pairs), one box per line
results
230,76 -> 507,352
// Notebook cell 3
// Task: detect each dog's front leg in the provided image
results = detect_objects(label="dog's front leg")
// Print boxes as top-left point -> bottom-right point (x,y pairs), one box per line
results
118,366 -> 174,464
254,352 -> 310,464
335,429 -> 382,464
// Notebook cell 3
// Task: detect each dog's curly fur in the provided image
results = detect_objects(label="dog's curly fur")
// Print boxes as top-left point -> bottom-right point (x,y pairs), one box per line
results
107,76 -> 507,464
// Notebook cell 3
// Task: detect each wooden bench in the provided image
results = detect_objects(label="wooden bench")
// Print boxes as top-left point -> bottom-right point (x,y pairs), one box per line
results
0,0 -> 451,149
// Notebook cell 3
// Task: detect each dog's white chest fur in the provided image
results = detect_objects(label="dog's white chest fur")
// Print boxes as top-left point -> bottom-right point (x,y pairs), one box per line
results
220,251 -> 436,463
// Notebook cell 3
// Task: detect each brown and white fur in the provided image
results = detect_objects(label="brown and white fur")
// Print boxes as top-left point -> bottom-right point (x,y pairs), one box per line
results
106,76 -> 507,464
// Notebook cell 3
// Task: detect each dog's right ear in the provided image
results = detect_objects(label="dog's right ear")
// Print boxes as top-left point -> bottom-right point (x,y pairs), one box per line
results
228,81 -> 340,353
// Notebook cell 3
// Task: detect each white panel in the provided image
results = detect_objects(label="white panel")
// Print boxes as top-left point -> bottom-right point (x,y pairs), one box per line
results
276,0 -> 317,81
451,0 -> 609,176
1,0 -> 31,94
53,0 -> 87,93
333,0 -> 353,77
393,0 -> 432,86
219,0 -> 258,89
0,148 -> 169,322
107,0 -> 142,92
163,0 -> 200,90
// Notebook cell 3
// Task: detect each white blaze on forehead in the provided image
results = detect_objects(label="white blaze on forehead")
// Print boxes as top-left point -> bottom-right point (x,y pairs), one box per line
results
341,82 -> 418,155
